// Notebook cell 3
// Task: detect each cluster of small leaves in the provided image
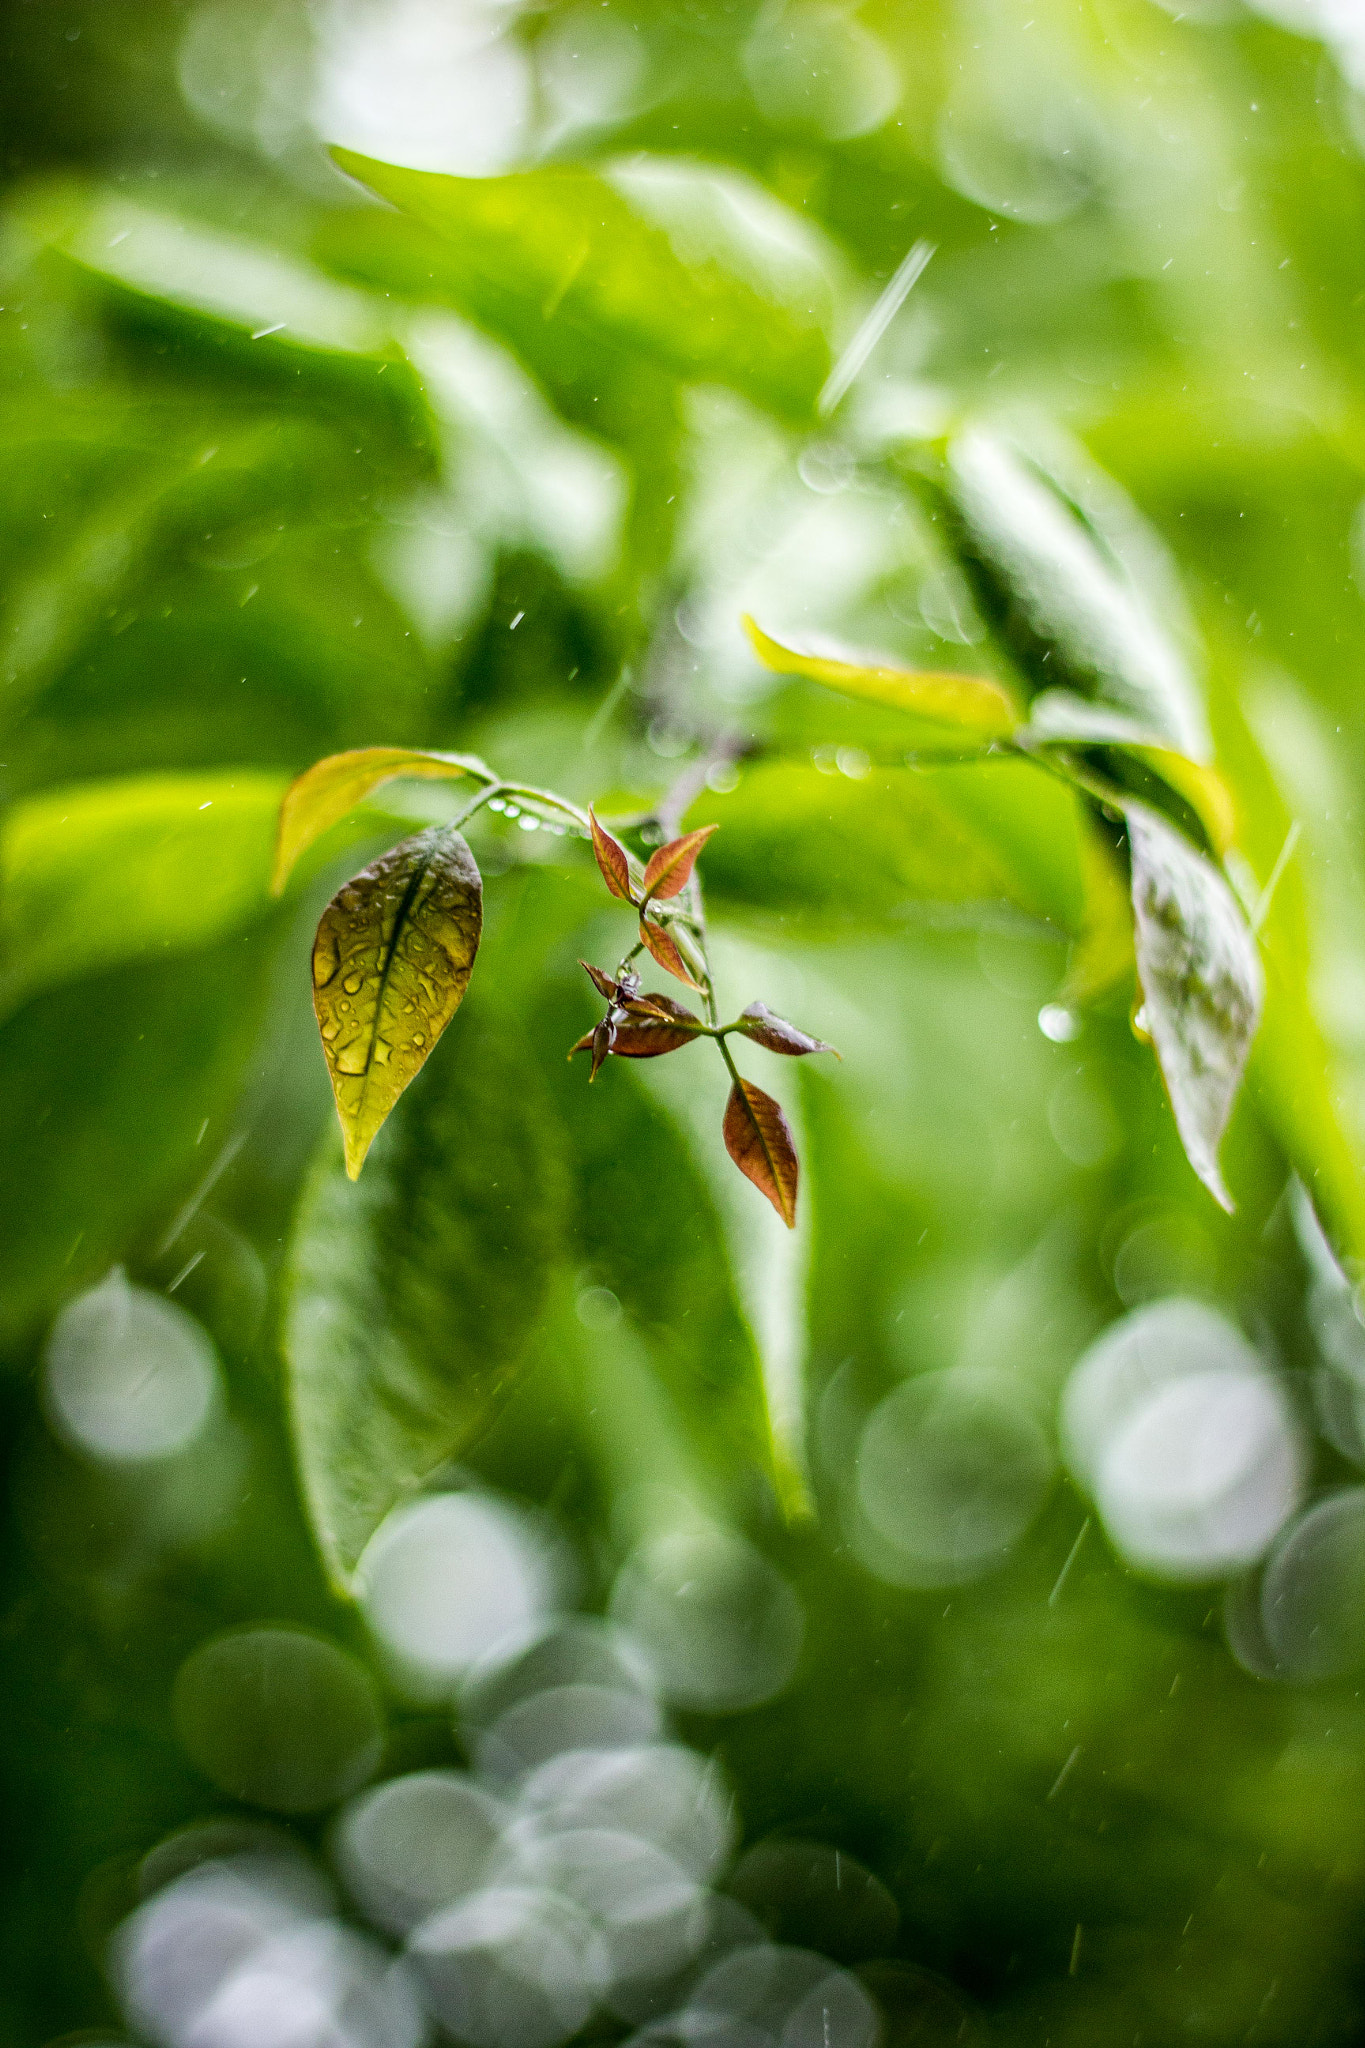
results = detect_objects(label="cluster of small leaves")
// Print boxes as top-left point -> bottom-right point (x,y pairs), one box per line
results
573,814 -> 838,1225
272,750 -> 838,1225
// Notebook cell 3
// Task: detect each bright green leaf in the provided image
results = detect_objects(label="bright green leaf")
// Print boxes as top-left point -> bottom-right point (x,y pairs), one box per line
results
0,771 -> 285,1020
272,747 -> 487,896
327,150 -> 831,422
744,615 -> 1018,738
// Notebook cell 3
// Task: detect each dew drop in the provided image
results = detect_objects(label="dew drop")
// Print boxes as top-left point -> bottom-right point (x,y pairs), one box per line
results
335,1043 -> 369,1075
312,934 -> 340,988
342,973 -> 364,995
1038,1004 -> 1082,1044
321,1022 -> 340,1042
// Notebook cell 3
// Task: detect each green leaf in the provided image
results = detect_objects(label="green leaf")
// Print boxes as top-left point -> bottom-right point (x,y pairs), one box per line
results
327,151 -> 831,422
688,758 -> 1086,934
537,983 -> 787,1512
272,747 -> 487,895
1021,690 -> 1236,856
0,771 -> 285,1021
0,936 -> 274,1351
1125,801 -> 1263,1212
743,615 -> 1018,739
284,1004 -> 568,1587
312,827 -> 483,1180
933,426 -> 1211,760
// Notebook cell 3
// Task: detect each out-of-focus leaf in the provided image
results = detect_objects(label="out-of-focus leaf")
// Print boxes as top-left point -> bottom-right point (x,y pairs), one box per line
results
689,759 -> 1086,933
638,915 -> 702,988
328,151 -> 831,422
312,827 -> 483,1180
536,986 -> 782,1510
0,771 -> 283,1020
1125,801 -> 1263,1212
272,747 -> 486,896
642,824 -> 717,902
724,1076 -> 799,1229
934,427 -> 1211,761
0,936 -> 273,1352
285,1005 -> 567,1586
735,1002 -> 840,1059
743,615 -> 1017,738
581,960 -> 620,1002
1022,691 -> 1235,856
589,811 -> 636,902
1057,816 -> 1134,1010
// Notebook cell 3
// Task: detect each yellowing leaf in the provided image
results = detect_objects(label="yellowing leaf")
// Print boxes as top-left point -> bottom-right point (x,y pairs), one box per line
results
743,615 -> 1018,739
272,746 -> 487,896
313,826 -> 482,1178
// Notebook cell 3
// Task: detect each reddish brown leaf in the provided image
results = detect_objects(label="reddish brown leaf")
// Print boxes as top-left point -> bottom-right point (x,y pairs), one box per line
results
641,824 -> 718,903
736,1001 -> 840,1059
580,959 -> 618,1002
637,916 -> 701,989
723,1077 -> 799,1228
611,996 -> 705,1058
620,991 -> 702,1029
589,1018 -> 615,1080
567,1030 -> 595,1061
589,812 -> 635,903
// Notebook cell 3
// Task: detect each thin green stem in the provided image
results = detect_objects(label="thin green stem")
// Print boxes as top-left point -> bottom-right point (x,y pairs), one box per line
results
717,1033 -> 743,1087
447,782 -> 506,834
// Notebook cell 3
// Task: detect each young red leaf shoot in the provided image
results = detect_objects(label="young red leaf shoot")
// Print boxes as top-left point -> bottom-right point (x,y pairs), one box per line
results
637,917 -> 702,989
723,1077 -> 799,1227
589,812 -> 636,902
641,824 -> 717,902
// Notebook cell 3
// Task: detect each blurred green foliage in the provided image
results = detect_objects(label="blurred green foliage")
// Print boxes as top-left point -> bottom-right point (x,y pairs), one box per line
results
6,1 -> 1365,2044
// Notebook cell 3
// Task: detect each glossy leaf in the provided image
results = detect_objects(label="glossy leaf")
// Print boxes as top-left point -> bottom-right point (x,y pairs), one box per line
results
638,915 -> 702,989
724,1077 -> 800,1229
272,747 -> 485,896
589,812 -> 637,903
580,959 -> 620,1002
735,1002 -> 840,1059
1125,801 -> 1263,1212
938,427 -> 1211,760
641,825 -> 718,902
570,992 -> 705,1062
328,151 -> 831,422
285,1005 -> 567,1585
743,615 -> 1018,738
312,826 -> 483,1179
0,771 -> 284,1021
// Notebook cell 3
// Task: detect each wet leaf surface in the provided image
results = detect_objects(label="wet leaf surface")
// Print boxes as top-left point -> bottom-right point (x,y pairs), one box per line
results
312,826 -> 482,1178
589,811 -> 636,902
723,1076 -> 800,1228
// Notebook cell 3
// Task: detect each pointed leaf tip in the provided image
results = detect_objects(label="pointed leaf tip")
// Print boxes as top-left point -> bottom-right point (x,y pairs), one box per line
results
313,826 -> 482,1176
723,1076 -> 799,1227
737,1001 -> 840,1059
589,812 -> 635,903
642,824 -> 718,902
741,615 -> 1017,737
637,916 -> 701,989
